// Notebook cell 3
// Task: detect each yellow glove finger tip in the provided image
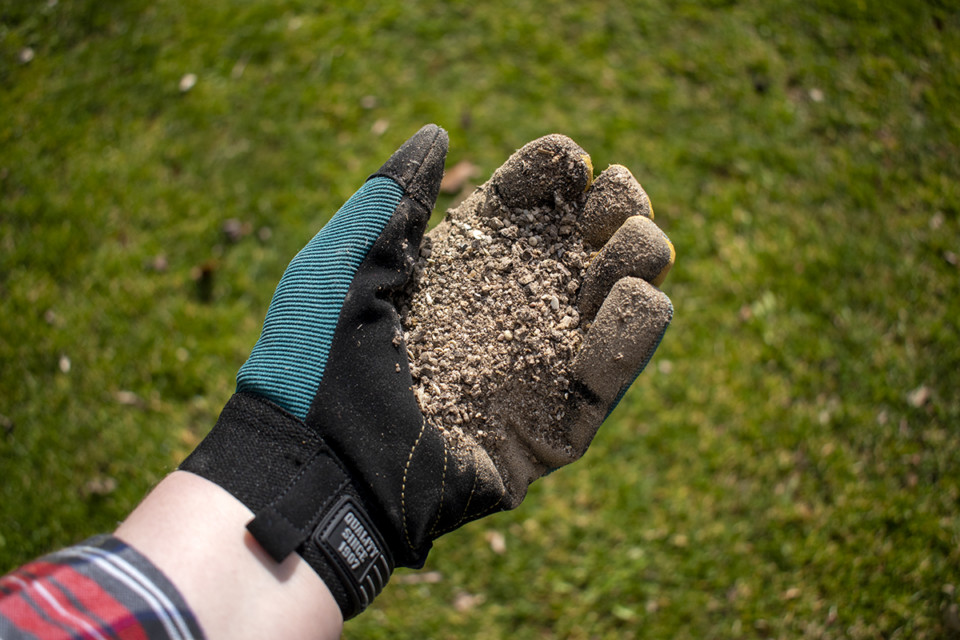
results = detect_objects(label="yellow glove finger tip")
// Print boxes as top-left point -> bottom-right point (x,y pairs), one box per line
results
651,240 -> 675,287
581,154 -> 594,191
580,165 -> 652,249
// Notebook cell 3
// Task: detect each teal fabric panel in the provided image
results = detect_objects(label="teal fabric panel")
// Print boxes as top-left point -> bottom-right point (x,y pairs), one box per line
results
237,177 -> 404,419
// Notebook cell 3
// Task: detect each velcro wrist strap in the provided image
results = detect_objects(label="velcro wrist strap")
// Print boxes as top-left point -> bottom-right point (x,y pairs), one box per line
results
246,449 -> 394,615
180,393 -> 394,620
246,448 -> 349,561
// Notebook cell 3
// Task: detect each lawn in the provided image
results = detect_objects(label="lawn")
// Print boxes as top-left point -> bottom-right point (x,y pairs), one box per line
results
2,0 -> 958,638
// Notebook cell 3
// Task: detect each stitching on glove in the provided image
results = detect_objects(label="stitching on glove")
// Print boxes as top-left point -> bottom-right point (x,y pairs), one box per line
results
434,448 -> 506,537
400,419 -> 428,553
468,498 -> 505,528
466,480 -> 506,525
427,433 -> 449,537
453,448 -> 481,529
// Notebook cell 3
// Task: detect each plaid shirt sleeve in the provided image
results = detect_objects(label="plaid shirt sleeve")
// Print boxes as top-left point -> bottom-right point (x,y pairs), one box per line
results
0,535 -> 205,640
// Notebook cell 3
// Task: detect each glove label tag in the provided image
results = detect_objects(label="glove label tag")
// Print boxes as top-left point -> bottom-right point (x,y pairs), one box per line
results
315,495 -> 393,610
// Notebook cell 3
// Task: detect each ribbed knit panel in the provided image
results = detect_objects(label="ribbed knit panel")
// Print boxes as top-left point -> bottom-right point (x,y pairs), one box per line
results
236,177 -> 404,419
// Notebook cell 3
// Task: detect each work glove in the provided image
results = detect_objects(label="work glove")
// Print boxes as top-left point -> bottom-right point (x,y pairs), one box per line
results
404,135 -> 674,506
180,125 -> 674,620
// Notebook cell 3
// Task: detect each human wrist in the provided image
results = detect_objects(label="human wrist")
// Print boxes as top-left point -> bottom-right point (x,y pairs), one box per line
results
181,392 -> 396,619
115,471 -> 344,640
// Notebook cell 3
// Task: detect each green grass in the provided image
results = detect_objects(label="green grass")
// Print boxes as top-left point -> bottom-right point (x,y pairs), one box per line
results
2,0 -> 959,637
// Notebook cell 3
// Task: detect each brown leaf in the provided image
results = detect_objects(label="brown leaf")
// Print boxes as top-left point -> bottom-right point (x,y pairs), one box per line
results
83,476 -> 117,497
440,160 -> 479,194
485,530 -> 506,555
392,570 -> 443,585
453,591 -> 485,612
907,385 -> 931,408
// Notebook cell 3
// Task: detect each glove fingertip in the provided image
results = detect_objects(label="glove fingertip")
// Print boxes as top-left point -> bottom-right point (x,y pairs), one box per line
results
572,277 -> 672,406
372,124 -> 449,210
578,215 -> 675,323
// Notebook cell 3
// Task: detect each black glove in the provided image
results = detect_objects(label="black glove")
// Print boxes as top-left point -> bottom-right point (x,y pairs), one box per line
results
181,125 -> 674,620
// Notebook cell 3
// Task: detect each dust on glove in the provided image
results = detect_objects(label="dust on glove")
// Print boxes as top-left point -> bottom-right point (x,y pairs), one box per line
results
404,134 -> 674,506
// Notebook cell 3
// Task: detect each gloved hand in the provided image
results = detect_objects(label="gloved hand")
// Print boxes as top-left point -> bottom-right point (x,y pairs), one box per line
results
404,135 -> 674,507
180,125 -> 674,621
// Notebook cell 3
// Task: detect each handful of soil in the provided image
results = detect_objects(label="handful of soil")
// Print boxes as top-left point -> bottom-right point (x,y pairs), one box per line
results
400,135 -> 673,502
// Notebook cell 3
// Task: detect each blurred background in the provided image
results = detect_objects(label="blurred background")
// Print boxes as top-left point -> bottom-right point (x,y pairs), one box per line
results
1,1 -> 958,637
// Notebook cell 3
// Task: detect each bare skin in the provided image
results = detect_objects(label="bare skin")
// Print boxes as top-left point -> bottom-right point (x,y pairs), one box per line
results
115,471 -> 343,640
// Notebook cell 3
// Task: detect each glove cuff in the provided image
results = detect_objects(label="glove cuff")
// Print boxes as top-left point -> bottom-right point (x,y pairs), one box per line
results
179,392 -> 394,619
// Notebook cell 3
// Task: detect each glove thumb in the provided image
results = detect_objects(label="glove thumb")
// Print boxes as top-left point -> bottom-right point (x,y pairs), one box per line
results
372,123 -> 449,224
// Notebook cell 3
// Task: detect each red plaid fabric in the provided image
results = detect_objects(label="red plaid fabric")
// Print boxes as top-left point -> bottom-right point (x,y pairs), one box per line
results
0,536 -> 204,639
